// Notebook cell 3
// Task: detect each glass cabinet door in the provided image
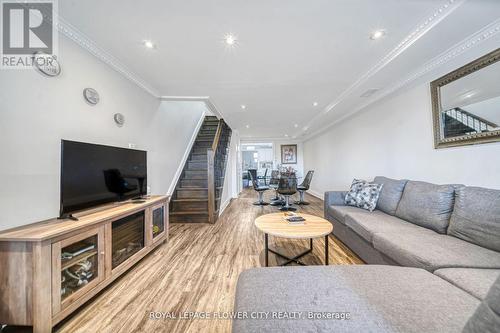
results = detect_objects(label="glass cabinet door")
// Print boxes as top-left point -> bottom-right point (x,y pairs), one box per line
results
152,205 -> 165,240
52,227 -> 104,314
149,203 -> 166,244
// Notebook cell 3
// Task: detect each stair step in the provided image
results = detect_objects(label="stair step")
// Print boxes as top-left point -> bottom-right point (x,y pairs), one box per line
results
188,161 -> 207,170
201,125 -> 218,131
171,199 -> 208,211
190,153 -> 207,161
176,188 -> 208,199
192,147 -> 209,154
197,133 -> 215,138
181,179 -> 208,188
175,187 -> 222,199
194,141 -> 212,148
196,136 -> 214,142
199,129 -> 216,135
184,170 -> 207,179
170,211 -> 209,223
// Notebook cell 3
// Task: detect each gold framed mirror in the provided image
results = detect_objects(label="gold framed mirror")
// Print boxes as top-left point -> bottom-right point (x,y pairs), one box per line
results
431,48 -> 500,148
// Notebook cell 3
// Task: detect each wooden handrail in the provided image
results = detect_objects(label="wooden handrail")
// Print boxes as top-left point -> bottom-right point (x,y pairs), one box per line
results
211,119 -> 224,151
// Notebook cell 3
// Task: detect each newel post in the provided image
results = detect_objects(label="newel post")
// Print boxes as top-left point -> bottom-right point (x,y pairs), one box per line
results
207,148 -> 215,223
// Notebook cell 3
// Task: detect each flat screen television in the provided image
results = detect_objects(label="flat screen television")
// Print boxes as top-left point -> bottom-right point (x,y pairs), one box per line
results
60,140 -> 147,218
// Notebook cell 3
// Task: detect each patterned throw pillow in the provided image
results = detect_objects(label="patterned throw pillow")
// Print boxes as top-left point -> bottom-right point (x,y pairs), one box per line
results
344,179 -> 383,212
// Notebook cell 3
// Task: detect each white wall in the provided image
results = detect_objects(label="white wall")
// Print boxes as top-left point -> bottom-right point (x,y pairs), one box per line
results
304,83 -> 500,197
0,36 -> 206,230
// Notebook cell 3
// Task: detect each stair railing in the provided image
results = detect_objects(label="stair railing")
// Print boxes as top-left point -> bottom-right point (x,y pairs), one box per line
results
444,108 -> 497,134
207,119 -> 230,223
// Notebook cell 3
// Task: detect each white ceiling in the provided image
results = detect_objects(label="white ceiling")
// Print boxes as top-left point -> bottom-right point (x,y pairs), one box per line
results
58,0 -> 500,139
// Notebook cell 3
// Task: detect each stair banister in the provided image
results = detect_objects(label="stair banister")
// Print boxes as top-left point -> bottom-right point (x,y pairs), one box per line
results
207,119 -> 224,223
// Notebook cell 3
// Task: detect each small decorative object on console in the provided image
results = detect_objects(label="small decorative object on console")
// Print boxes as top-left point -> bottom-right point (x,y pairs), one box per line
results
344,179 -> 383,212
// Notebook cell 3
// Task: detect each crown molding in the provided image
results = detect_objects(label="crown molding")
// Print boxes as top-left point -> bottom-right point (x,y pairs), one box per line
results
295,0 -> 465,138
160,96 -> 210,101
304,17 -> 500,141
239,136 -> 303,142
56,16 -> 160,98
160,96 -> 225,120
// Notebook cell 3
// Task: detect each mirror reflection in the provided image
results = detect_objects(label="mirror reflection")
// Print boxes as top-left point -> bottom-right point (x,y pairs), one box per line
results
439,60 -> 500,139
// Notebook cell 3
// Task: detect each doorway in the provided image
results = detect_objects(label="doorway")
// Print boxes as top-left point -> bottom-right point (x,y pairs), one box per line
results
241,143 -> 273,188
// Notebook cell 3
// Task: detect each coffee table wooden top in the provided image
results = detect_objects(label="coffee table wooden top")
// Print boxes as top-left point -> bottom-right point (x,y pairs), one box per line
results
255,213 -> 333,239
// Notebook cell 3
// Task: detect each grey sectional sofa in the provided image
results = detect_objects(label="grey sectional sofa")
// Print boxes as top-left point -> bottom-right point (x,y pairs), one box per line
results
233,177 -> 500,332
325,177 -> 500,274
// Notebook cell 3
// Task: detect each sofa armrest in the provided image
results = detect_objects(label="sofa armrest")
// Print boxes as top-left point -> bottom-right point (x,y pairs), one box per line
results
324,191 -> 347,207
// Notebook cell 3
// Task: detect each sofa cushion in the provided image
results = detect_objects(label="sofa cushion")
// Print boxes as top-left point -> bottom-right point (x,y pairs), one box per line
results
463,275 -> 500,333
395,181 -> 455,234
345,210 -> 427,243
344,179 -> 383,212
233,265 -> 479,333
434,268 -> 500,300
373,176 -> 408,215
373,231 -> 500,271
448,186 -> 500,252
326,205 -> 371,225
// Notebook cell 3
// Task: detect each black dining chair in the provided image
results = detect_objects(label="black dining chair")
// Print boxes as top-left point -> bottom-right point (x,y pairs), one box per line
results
268,170 -> 284,206
277,175 -> 297,211
295,170 -> 314,205
257,168 -> 269,186
249,171 -> 269,205
247,169 -> 257,186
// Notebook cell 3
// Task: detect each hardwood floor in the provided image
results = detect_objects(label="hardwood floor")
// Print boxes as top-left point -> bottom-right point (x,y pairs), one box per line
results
51,188 -> 362,333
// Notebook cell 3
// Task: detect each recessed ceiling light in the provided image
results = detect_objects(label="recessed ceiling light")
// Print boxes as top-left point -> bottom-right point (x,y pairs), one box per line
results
313,102 -> 318,107
284,134 -> 289,137
463,91 -> 476,99
241,105 -> 246,109
370,30 -> 386,40
143,40 -> 156,49
245,124 -> 250,129
303,126 -> 309,131
294,124 -> 298,128
225,34 -> 237,46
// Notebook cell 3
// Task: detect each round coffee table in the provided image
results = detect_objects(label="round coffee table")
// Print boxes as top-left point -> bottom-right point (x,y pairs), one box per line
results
255,213 -> 333,266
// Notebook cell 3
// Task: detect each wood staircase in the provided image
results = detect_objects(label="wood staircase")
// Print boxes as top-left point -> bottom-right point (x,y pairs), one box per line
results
170,116 -> 232,223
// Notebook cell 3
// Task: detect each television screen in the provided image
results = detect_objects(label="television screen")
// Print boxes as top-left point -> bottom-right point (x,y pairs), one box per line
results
60,140 -> 147,217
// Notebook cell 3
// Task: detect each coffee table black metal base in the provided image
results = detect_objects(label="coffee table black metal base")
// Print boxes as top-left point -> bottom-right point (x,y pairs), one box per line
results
264,234 -> 329,266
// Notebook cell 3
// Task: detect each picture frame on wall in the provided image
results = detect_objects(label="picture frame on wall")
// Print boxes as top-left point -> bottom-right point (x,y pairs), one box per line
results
281,144 -> 297,164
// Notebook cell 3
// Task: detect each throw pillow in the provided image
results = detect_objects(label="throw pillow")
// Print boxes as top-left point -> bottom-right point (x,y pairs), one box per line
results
344,179 -> 383,212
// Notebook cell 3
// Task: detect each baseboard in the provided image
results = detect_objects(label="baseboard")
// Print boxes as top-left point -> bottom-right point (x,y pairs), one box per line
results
219,198 -> 233,216
167,110 -> 207,195
307,189 -> 324,200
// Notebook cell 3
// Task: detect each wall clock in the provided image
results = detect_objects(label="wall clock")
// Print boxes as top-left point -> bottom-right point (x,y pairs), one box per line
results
33,52 -> 61,77
83,88 -> 100,105
114,113 -> 125,127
